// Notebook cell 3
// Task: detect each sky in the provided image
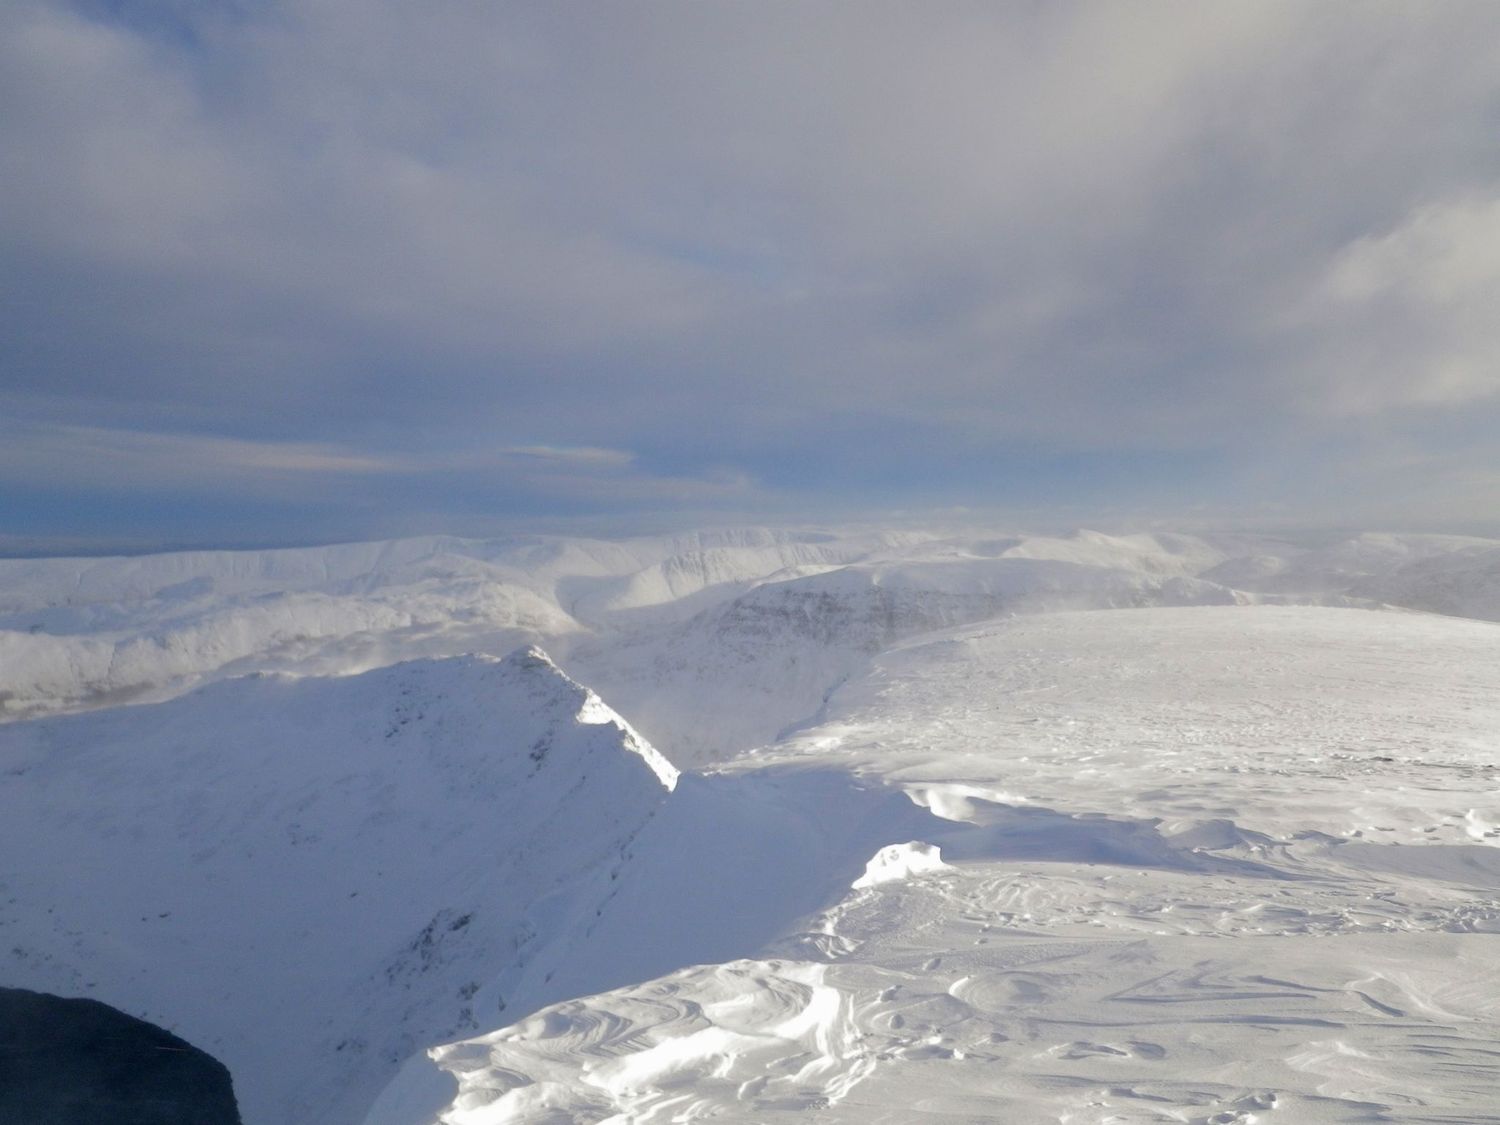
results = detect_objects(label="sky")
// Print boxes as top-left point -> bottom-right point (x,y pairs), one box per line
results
5,1 -> 1500,552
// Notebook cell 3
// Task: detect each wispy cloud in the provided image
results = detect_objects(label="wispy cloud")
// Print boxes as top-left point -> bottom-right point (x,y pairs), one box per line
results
1282,191 -> 1500,414
0,424 -> 402,486
0,423 -> 758,520
495,445 -> 637,468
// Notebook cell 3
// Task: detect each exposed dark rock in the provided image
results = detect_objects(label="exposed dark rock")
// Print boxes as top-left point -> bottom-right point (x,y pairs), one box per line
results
0,987 -> 241,1125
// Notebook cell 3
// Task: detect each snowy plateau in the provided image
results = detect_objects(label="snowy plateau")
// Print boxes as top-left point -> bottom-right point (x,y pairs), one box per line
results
5,527 -> 1500,1124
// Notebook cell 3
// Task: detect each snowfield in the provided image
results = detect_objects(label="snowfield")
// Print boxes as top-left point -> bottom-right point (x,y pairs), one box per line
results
5,527 -> 1500,1124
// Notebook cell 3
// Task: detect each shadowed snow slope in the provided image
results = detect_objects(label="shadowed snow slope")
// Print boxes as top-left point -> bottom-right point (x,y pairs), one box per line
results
384,606 -> 1500,1125
0,647 -> 674,1125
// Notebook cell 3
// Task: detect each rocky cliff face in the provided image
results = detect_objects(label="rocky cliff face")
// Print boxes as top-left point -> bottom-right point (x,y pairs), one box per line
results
0,987 -> 242,1125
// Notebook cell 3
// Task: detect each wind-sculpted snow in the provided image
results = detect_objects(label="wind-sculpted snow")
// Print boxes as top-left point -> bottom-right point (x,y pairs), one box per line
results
0,647 -> 674,1125
417,937 -> 1500,1124
391,606 -> 1500,1125
424,959 -> 873,1124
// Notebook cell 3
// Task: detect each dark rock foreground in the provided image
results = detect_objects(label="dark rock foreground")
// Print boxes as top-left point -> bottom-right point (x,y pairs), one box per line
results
0,987 -> 241,1125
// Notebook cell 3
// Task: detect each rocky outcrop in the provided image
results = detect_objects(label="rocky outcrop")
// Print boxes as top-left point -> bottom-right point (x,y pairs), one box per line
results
0,987 -> 241,1124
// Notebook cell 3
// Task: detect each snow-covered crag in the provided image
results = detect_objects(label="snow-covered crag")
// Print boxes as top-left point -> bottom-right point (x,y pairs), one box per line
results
0,646 -> 675,1125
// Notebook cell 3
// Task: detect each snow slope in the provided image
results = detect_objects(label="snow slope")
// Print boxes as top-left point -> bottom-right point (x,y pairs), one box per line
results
0,647 -> 675,1125
392,606 -> 1500,1124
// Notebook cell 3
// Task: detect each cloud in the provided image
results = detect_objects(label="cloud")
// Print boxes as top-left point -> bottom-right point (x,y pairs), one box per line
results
5,0 -> 1500,542
0,424 -> 404,491
0,422 -> 757,523
496,446 -> 637,468
1284,192 -> 1500,414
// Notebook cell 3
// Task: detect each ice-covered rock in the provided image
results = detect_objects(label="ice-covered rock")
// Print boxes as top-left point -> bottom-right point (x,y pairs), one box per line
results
852,841 -> 952,888
0,987 -> 243,1125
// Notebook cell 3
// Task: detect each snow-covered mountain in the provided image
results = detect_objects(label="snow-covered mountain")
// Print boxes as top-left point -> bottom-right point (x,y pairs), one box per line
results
0,646 -> 674,1125
9,524 -> 1500,734
0,528 -> 914,721
9,524 -> 1500,1124
572,554 -> 1249,765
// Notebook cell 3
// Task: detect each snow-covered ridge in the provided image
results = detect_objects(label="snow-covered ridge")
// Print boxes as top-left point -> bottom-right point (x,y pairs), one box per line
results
9,525 -> 1500,732
513,645 -> 677,789
0,645 -> 675,1125
0,527 -> 915,721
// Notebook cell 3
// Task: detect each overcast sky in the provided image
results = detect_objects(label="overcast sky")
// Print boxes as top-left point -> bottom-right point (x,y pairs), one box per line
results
5,1 -> 1500,550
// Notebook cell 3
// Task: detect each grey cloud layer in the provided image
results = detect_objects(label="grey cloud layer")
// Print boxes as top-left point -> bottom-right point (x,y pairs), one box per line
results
4,0 -> 1500,536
